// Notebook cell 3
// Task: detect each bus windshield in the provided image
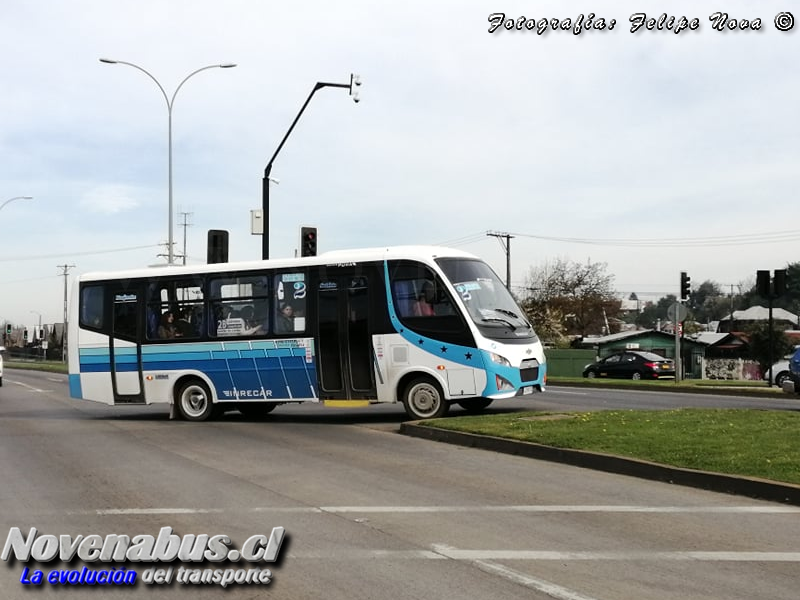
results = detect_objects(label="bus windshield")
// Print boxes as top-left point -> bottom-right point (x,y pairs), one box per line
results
436,258 -> 537,341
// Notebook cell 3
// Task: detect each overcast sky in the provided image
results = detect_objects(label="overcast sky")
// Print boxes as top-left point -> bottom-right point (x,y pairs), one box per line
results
1,0 -> 798,327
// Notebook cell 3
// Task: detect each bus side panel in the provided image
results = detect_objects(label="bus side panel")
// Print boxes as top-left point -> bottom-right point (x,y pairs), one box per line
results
140,339 -> 318,404
70,330 -> 115,404
374,333 -> 489,402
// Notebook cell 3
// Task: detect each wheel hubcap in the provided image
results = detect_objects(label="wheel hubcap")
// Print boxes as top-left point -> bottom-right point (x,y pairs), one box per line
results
183,387 -> 207,416
411,384 -> 439,417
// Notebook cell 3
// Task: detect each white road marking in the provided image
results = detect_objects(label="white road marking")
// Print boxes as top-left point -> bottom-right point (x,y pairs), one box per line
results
474,560 -> 601,600
289,546 -> 800,563
432,546 -> 800,562
66,505 -> 800,516
318,505 -> 800,514
545,389 -> 590,396
89,508 -> 225,515
9,380 -> 51,392
290,550 -> 445,559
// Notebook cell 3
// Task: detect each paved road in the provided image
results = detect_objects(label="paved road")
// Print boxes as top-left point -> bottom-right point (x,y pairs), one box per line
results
0,369 -> 798,599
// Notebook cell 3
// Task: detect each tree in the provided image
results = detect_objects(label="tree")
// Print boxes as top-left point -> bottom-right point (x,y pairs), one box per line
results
745,321 -> 795,373
687,280 -> 732,323
635,295 -> 677,329
521,258 -> 621,339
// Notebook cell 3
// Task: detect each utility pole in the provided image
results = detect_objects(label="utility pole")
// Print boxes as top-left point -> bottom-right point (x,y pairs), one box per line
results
178,211 -> 193,265
57,264 -> 75,363
486,231 -> 514,289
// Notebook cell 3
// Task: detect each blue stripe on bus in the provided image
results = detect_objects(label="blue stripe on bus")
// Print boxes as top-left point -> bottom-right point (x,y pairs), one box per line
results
142,351 -> 214,362
68,374 -> 83,398
80,355 -> 112,365
77,342 -> 318,401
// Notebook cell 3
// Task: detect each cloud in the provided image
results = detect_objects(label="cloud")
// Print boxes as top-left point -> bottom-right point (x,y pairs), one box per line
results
79,185 -> 141,215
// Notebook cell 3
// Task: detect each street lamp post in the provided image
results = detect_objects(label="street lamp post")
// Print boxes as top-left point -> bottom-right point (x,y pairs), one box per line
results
261,74 -> 361,260
100,59 -> 237,265
0,196 -> 33,213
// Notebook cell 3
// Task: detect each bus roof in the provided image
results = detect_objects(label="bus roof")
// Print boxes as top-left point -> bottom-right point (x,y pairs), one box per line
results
75,245 -> 481,282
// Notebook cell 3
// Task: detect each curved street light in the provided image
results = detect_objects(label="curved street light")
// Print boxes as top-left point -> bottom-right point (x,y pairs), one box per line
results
0,196 -> 33,213
261,74 -> 361,259
100,59 -> 237,265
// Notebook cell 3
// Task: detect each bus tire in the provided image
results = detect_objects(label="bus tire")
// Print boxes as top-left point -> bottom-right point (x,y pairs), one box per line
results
176,379 -> 215,422
457,398 -> 493,413
402,377 -> 448,420
237,402 -> 278,420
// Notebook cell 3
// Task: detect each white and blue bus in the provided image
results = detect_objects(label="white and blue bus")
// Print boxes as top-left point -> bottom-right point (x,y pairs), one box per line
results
68,246 -> 546,420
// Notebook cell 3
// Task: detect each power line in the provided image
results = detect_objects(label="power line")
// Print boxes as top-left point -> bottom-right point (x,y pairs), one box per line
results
435,229 -> 800,249
0,244 -> 160,262
508,230 -> 800,247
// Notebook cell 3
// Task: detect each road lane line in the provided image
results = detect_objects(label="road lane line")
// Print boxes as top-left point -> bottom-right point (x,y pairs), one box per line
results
474,559 -> 601,600
63,505 -> 800,516
433,548 -> 800,562
319,505 -> 800,514
9,380 -> 51,392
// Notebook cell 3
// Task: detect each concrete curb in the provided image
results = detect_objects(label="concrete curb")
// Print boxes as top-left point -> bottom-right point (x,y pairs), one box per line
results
399,423 -> 800,507
548,382 -> 787,399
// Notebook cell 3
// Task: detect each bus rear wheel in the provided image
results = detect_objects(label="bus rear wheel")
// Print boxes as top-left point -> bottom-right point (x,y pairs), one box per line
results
176,380 -> 215,422
402,377 -> 448,420
457,398 -> 493,413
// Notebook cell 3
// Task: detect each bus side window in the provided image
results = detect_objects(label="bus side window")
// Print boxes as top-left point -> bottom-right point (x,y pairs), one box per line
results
80,285 -> 105,329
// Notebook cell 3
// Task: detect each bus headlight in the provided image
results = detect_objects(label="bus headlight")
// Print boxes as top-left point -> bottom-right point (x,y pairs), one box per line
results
489,352 -> 511,367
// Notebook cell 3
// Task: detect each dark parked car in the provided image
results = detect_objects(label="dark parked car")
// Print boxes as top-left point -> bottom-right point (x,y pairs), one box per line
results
582,351 -> 675,380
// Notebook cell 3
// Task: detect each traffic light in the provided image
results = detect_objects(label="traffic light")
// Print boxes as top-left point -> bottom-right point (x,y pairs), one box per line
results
756,270 -> 771,298
23,329 -> 28,341
773,269 -> 787,297
207,229 -> 229,264
680,271 -> 691,300
300,226 -> 317,257
5,324 -> 11,335
39,328 -> 44,339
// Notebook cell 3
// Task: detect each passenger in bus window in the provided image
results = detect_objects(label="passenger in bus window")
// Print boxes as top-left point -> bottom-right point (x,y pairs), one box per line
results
158,312 -> 181,339
176,308 -> 194,337
413,281 -> 436,317
244,306 -> 268,335
275,303 -> 294,333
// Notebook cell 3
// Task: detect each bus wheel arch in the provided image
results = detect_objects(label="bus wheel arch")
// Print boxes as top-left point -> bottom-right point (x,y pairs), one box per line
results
174,377 -> 215,421
400,374 -> 449,420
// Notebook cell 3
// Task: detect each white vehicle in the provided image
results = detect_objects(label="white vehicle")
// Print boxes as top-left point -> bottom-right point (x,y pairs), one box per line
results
763,360 -> 791,387
68,246 -> 546,421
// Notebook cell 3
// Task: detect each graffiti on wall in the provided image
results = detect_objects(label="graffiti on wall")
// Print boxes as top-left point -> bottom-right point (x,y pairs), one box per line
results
703,358 -> 761,381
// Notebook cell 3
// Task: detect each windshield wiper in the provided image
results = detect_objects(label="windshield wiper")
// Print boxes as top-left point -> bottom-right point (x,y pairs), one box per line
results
481,317 -> 515,328
494,307 -> 520,319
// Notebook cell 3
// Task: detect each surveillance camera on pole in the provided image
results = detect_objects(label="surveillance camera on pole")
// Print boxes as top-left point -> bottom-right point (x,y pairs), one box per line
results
350,73 -> 362,103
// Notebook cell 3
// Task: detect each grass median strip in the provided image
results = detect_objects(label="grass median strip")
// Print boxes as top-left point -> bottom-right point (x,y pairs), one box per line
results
421,409 -> 800,485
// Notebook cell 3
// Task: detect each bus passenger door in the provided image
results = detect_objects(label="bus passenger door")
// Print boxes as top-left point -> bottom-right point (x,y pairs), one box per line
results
110,286 -> 145,404
316,271 -> 376,400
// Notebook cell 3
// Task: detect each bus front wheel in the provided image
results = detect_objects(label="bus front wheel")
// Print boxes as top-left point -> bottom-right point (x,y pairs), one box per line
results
176,380 -> 215,422
402,377 -> 448,420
